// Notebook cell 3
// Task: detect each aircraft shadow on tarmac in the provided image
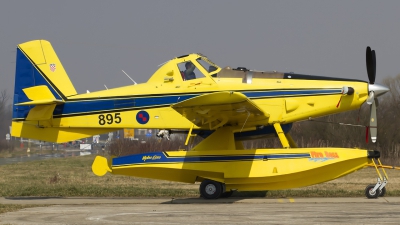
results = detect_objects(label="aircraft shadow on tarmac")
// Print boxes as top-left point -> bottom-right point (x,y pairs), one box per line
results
3,191 -> 269,204
162,191 -> 269,204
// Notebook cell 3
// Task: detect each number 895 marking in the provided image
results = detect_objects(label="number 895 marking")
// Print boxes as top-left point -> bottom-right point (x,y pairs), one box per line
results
99,113 -> 122,125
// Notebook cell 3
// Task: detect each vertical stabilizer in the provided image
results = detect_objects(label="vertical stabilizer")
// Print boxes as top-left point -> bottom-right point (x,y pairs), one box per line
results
13,40 -> 77,119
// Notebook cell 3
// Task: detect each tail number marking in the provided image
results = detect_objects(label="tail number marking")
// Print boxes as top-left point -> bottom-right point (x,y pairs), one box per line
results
99,113 -> 122,125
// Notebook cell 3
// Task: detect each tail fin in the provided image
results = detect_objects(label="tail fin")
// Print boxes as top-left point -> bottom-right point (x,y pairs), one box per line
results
13,40 -> 77,120
12,40 -> 118,143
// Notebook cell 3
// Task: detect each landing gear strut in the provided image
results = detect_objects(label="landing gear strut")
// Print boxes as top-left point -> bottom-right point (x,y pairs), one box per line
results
365,158 -> 389,199
379,186 -> 386,197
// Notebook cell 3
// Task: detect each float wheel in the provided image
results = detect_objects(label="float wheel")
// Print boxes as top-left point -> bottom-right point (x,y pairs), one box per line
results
200,179 -> 222,199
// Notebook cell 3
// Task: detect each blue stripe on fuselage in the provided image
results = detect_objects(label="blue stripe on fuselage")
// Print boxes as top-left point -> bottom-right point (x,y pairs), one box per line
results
242,89 -> 339,98
51,89 -> 341,117
53,94 -> 198,116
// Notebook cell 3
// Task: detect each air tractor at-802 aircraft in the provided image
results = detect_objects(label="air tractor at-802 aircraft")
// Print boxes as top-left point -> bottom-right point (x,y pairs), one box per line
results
11,40 -> 391,199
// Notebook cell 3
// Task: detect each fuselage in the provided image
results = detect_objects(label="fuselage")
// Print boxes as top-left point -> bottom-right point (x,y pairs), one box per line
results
19,72 -> 368,130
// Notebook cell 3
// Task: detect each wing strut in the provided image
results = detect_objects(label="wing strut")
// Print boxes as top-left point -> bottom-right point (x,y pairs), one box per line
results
286,133 -> 298,148
273,123 -> 290,149
185,124 -> 197,146
240,111 -> 251,132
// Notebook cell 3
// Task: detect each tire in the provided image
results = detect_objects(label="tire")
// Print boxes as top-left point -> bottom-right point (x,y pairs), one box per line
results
200,179 -> 222,199
379,186 -> 386,197
365,184 -> 379,199
220,191 -> 233,198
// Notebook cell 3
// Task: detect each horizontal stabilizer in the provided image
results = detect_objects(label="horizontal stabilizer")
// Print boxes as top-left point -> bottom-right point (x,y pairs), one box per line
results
15,86 -> 64,121
26,104 -> 56,121
16,99 -> 64,106
16,85 -> 64,106
11,121 -> 118,143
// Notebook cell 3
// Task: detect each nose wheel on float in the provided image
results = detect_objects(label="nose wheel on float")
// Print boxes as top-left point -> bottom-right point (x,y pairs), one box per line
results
365,179 -> 387,198
365,158 -> 391,199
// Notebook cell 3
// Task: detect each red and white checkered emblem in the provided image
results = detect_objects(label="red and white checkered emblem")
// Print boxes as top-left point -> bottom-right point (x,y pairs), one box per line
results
50,64 -> 56,72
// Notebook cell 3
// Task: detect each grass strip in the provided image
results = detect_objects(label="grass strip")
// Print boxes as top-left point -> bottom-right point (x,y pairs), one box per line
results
1,154 -> 399,198
0,204 -> 47,214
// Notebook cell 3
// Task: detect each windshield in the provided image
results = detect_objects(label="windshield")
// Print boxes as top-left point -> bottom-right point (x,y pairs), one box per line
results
196,58 -> 219,75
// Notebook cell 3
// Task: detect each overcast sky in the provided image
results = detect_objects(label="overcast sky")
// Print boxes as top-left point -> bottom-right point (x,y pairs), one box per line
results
1,1 -> 400,95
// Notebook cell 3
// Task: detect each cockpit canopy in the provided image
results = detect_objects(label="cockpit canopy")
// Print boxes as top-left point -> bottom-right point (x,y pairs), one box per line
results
176,54 -> 219,80
147,53 -> 287,85
147,53 -> 221,84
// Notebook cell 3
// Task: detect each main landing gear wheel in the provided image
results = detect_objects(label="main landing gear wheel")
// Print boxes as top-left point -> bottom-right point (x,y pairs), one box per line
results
200,179 -> 222,199
365,184 -> 380,199
379,186 -> 386,197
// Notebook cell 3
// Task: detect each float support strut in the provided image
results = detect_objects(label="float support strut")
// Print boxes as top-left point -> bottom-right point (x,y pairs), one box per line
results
273,123 -> 290,148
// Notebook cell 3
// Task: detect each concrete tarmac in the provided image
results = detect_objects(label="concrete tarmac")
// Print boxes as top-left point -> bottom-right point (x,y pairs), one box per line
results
1,197 -> 400,224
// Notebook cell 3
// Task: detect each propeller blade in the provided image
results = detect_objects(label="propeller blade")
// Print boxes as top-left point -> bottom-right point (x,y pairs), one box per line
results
366,91 -> 375,105
369,100 -> 377,143
371,50 -> 376,84
366,46 -> 376,84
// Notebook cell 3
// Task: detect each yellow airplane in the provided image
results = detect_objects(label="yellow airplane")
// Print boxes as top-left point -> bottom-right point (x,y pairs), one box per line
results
11,40 -> 391,199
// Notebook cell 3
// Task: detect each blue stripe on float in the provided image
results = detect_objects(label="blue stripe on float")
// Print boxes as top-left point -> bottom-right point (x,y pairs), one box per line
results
112,152 -> 311,167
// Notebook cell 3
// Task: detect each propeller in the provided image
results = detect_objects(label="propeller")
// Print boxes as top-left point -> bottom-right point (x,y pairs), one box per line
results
369,100 -> 377,143
365,46 -> 389,143
366,46 -> 377,143
366,47 -> 376,84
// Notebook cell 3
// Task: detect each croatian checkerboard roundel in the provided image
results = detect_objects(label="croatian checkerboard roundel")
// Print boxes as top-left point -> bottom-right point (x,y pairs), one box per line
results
50,63 -> 56,72
136,111 -> 150,124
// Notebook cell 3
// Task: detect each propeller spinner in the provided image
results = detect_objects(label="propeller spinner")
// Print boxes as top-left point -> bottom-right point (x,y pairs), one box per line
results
365,46 -> 389,143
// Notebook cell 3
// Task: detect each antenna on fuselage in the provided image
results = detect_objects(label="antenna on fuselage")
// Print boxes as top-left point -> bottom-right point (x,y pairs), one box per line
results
121,70 -> 137,85
157,60 -> 169,67
104,85 -> 108,90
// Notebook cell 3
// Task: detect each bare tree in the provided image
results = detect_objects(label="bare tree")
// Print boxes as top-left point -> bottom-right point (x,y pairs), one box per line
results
0,90 -> 10,131
0,90 -> 11,150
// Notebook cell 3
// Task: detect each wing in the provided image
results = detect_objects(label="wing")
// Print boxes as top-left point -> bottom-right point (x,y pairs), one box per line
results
171,91 -> 269,130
